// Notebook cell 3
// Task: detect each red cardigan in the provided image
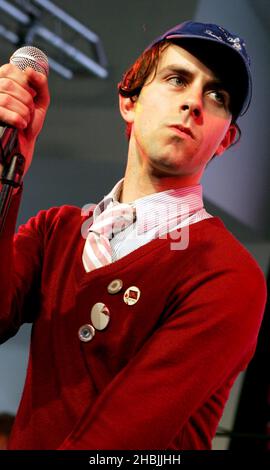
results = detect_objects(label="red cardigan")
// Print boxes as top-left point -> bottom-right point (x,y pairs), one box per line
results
0,191 -> 267,450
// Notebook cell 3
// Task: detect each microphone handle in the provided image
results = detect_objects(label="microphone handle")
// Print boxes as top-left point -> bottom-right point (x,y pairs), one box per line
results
0,124 -> 18,167
0,153 -> 25,234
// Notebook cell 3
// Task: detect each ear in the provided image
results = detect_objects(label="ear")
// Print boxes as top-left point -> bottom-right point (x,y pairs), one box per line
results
118,94 -> 137,124
215,124 -> 238,157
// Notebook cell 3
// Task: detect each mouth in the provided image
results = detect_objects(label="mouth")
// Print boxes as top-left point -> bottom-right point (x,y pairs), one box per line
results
169,125 -> 194,139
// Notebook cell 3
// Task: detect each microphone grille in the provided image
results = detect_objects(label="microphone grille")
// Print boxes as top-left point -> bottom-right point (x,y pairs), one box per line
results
10,46 -> 49,77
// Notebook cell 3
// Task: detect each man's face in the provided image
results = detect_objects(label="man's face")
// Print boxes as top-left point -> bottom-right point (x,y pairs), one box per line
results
124,44 -> 236,181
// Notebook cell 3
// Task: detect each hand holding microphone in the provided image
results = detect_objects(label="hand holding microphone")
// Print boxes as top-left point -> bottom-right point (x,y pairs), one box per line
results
0,46 -> 50,177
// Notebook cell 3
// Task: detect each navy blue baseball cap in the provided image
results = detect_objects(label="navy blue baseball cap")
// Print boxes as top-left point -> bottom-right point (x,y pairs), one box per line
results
148,21 -> 252,119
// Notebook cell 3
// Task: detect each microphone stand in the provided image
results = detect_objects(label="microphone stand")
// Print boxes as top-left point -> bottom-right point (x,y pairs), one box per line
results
0,152 -> 25,234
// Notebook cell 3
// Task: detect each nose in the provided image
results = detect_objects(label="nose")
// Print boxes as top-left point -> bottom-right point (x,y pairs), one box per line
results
180,87 -> 203,120
181,102 -> 202,119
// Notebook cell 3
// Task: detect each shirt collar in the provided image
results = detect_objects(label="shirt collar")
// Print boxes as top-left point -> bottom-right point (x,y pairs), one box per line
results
94,178 -> 204,234
92,179 -> 123,219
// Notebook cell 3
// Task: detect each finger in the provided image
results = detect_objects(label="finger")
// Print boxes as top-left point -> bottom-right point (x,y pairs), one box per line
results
0,64 -> 49,107
0,92 -> 33,127
0,105 -> 28,129
0,63 -> 35,96
0,77 -> 36,110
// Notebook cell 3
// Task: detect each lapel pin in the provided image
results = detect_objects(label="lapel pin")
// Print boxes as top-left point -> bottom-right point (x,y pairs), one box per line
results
91,302 -> 110,330
123,286 -> 141,306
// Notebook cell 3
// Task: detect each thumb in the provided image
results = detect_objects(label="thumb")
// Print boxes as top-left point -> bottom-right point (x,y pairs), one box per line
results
24,67 -> 50,109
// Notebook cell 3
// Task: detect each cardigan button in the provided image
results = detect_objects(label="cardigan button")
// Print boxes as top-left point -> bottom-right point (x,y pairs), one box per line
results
91,303 -> 110,330
107,279 -> 123,294
78,324 -> 95,342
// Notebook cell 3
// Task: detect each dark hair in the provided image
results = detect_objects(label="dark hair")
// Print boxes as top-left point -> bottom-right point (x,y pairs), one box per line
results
118,39 -> 241,156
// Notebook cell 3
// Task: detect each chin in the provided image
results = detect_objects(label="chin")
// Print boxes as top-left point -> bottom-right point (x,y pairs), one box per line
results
149,159 -> 183,177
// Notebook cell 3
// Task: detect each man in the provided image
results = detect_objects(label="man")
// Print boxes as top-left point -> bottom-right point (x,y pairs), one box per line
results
0,21 -> 267,449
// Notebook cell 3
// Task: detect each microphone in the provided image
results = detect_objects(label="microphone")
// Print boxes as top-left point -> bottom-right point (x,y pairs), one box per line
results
0,46 -> 49,165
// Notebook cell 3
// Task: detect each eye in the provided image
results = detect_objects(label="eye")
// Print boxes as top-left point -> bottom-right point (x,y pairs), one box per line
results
167,76 -> 186,87
209,89 -> 229,107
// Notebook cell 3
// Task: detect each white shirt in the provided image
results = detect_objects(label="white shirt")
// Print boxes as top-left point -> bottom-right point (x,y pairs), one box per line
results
91,179 -> 213,261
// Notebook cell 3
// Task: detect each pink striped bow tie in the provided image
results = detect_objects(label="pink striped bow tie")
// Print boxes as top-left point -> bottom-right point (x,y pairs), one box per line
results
82,203 -> 136,273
